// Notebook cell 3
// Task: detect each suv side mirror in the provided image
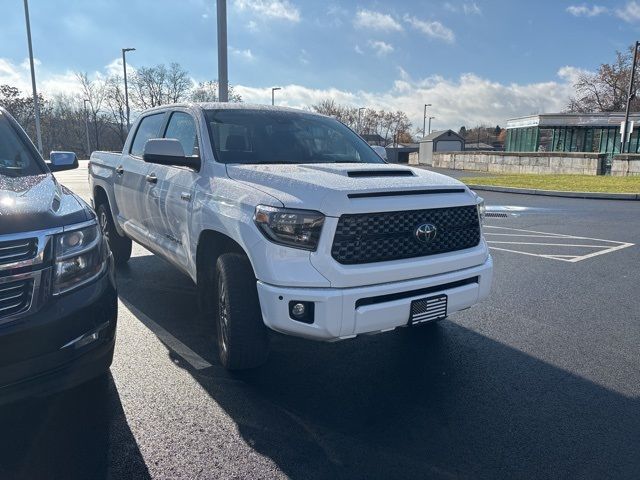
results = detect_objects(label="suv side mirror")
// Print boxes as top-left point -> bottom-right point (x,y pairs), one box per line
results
143,138 -> 201,170
48,151 -> 78,172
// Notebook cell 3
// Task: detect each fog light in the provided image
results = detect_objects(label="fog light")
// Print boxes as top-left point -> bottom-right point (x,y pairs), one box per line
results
292,303 -> 306,317
288,301 -> 315,324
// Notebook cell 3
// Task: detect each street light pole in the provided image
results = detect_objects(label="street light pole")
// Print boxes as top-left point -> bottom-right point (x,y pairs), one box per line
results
422,103 -> 432,137
22,0 -> 43,154
622,40 -> 640,154
121,47 -> 135,131
217,0 -> 228,102
358,107 -> 366,134
428,116 -> 435,135
271,87 -> 281,106
83,99 -> 91,158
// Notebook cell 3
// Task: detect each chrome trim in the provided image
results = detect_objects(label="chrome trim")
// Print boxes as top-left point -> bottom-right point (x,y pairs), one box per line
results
0,269 -> 46,327
60,321 -> 111,350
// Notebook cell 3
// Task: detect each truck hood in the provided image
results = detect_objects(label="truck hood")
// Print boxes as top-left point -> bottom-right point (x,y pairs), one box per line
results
226,163 -> 476,216
0,174 -> 90,235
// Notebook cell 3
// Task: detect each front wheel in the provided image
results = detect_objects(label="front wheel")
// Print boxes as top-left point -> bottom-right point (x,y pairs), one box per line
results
215,253 -> 270,370
97,203 -> 132,266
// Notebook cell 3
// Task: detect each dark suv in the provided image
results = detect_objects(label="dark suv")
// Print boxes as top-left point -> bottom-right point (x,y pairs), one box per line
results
0,106 -> 117,405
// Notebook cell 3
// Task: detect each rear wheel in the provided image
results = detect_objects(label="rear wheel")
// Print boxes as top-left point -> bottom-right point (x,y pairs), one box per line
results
97,203 -> 132,266
215,253 -> 269,370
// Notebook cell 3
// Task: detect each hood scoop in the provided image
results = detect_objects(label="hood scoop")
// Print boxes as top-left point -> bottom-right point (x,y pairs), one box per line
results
347,170 -> 415,178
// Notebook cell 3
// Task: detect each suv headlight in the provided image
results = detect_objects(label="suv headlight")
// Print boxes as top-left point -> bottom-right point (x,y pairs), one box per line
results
53,221 -> 109,295
254,206 -> 325,251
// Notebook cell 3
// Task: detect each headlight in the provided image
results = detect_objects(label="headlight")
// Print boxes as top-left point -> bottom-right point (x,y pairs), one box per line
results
254,206 -> 325,251
53,222 -> 108,295
476,196 -> 486,225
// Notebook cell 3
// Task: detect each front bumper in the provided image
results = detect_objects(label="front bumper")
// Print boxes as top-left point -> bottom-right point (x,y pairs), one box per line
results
257,255 -> 493,340
0,270 -> 117,406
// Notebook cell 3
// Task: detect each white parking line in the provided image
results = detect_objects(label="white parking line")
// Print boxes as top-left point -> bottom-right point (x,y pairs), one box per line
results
484,226 -> 635,262
119,299 -> 213,370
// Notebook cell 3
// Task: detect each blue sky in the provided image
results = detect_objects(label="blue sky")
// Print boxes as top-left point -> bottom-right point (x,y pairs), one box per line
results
2,0 -> 640,130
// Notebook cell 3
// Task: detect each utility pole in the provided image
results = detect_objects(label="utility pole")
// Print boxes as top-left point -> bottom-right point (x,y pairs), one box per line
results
271,87 -> 281,106
122,47 -> 135,131
23,0 -> 43,154
422,104 -> 432,137
428,116 -> 435,135
83,99 -> 91,158
217,0 -> 228,102
622,40 -> 640,154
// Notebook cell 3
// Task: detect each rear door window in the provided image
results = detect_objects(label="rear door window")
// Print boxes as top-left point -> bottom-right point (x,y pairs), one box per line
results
164,112 -> 199,156
129,113 -> 165,157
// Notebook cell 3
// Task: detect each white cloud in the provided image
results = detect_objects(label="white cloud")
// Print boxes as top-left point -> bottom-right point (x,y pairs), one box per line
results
354,45 -> 364,55
444,2 -> 482,14
1,57 -> 580,134
247,20 -> 258,32
234,0 -> 300,22
404,15 -> 455,43
463,2 -> 482,15
368,40 -> 394,57
354,9 -> 402,32
567,4 -> 608,17
234,68 -> 579,129
616,1 -> 640,21
230,47 -> 255,61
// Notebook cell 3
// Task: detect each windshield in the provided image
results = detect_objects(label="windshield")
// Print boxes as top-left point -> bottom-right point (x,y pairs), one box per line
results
205,109 -> 385,165
0,114 -> 46,178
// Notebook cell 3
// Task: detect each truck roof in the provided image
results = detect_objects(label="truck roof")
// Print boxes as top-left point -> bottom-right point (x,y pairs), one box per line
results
140,102 -> 327,118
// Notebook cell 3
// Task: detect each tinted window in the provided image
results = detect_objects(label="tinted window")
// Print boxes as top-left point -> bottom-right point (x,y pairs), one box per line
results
205,110 -> 385,165
130,113 -> 165,157
0,114 -> 46,177
164,112 -> 199,156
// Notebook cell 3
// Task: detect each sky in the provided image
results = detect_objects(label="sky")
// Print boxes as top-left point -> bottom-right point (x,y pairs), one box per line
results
2,0 -> 640,132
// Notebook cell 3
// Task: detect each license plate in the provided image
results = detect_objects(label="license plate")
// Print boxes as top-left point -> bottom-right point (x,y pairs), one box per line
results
409,294 -> 448,325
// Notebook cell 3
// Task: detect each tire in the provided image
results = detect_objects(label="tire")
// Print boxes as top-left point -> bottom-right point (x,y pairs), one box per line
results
215,253 -> 269,370
97,203 -> 132,266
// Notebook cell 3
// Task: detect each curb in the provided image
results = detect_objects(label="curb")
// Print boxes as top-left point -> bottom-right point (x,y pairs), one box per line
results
466,184 -> 640,201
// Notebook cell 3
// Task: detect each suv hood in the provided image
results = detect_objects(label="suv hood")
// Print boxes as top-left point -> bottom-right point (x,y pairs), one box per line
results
0,174 -> 90,235
226,163 -> 477,216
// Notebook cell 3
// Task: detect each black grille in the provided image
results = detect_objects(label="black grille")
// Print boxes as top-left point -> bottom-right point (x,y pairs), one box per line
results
0,279 -> 33,320
0,238 -> 37,266
331,205 -> 481,264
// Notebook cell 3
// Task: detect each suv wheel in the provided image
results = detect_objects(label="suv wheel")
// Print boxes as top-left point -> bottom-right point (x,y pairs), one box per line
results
97,203 -> 132,266
215,253 -> 269,370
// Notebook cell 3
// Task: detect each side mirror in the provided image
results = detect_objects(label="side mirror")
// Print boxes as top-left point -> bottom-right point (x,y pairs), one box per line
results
48,151 -> 78,172
371,145 -> 388,161
143,138 -> 201,170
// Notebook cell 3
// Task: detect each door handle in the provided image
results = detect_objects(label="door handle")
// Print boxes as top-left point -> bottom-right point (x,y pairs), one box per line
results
115,165 -> 124,175
180,192 -> 192,201
146,173 -> 158,184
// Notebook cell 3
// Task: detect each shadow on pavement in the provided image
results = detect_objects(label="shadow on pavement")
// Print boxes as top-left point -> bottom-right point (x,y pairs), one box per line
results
0,373 -> 150,480
117,254 -> 640,480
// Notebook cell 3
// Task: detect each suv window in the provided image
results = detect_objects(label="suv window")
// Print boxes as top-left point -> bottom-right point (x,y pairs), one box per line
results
0,114 -> 46,177
130,113 -> 165,157
164,112 -> 199,156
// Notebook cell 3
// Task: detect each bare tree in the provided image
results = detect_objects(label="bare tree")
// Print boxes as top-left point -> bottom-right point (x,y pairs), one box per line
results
568,46 -> 640,112
104,75 -> 127,146
190,80 -> 242,102
77,72 -> 107,150
130,63 -> 193,109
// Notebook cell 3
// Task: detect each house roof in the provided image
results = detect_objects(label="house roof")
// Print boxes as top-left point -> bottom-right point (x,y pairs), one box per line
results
420,129 -> 464,142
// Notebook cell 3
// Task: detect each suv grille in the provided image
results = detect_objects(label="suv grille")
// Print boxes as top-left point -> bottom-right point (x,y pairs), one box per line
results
0,279 -> 33,320
331,205 -> 481,264
0,238 -> 37,266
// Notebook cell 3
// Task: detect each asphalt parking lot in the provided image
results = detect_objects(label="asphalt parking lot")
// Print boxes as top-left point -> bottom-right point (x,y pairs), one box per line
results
1,163 -> 639,480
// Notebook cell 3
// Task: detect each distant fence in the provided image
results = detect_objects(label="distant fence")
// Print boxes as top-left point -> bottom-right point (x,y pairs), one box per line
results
429,152 -> 607,176
611,155 -> 640,176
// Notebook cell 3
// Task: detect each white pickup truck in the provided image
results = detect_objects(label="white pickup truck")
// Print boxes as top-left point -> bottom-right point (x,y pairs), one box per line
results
89,103 -> 492,369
